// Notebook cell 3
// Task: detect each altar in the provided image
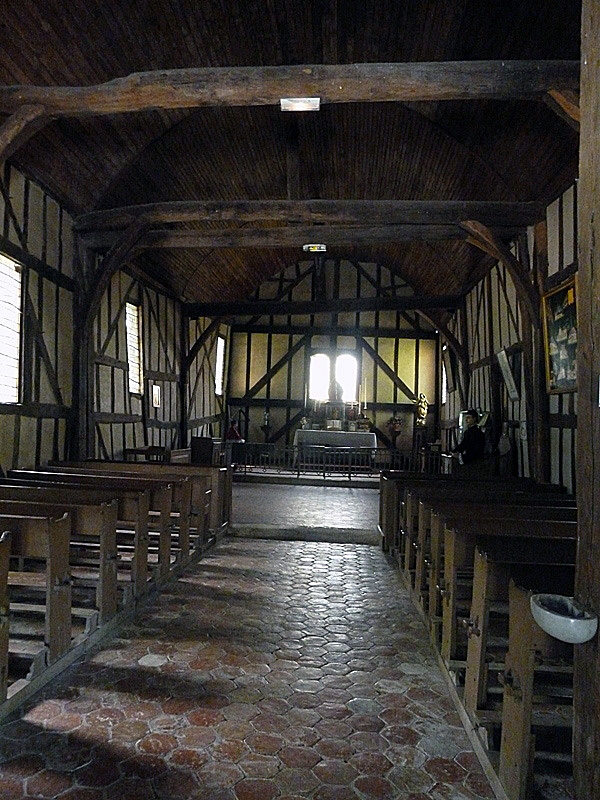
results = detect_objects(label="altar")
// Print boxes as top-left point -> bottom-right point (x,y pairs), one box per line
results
293,429 -> 378,449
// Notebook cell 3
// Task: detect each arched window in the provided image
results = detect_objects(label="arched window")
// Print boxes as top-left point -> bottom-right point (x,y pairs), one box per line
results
309,353 -> 330,400
335,353 -> 358,402
309,352 -> 358,402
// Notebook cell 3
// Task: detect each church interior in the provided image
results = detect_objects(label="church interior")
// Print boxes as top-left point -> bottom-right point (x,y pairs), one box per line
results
0,2 -> 599,798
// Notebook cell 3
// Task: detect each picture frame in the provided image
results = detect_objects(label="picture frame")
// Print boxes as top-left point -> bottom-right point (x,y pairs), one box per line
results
152,384 -> 161,408
496,348 -> 520,402
542,277 -> 577,394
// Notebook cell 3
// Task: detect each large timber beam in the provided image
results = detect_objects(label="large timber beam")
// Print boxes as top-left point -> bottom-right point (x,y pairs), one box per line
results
74,199 -> 545,233
460,219 -> 540,327
0,61 -> 579,116
82,219 -> 152,336
0,104 -> 50,163
82,223 -> 523,252
544,88 -> 580,131
185,295 -> 460,318
574,2 -> 600,796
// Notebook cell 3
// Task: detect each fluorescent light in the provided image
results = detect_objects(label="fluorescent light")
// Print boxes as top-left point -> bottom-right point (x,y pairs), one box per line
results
302,243 -> 327,252
280,97 -> 321,111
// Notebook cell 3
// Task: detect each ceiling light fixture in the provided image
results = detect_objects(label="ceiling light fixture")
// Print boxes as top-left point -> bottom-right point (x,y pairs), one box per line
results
302,244 -> 327,252
280,97 -> 321,111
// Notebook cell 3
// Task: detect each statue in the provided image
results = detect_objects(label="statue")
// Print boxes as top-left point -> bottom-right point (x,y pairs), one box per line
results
415,393 -> 428,427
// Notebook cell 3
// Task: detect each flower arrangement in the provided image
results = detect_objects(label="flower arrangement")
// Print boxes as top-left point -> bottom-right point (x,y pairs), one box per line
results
386,414 -> 403,434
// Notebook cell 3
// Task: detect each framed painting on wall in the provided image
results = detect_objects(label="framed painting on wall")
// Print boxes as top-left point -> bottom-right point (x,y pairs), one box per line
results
542,277 -> 577,394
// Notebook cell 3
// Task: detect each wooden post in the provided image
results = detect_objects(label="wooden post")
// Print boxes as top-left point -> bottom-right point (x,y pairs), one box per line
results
179,310 -> 189,450
574,2 -> 600,796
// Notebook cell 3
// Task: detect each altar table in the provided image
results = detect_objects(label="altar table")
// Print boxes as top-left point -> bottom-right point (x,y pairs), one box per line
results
293,429 -> 377,449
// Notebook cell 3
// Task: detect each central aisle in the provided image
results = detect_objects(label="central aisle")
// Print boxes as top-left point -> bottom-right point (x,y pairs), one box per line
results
0,539 -> 496,800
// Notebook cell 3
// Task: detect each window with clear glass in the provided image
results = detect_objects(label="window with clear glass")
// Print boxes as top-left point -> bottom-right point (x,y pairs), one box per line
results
126,302 -> 143,394
309,352 -> 358,402
441,360 -> 447,405
215,335 -> 226,396
0,253 -> 22,404
309,353 -> 330,400
335,353 -> 358,402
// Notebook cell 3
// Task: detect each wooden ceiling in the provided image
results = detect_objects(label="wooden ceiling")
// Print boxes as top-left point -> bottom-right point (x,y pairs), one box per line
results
0,1 -> 581,309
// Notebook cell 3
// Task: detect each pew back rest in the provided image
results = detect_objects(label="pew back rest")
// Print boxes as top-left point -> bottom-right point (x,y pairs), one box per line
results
0,513 -> 71,560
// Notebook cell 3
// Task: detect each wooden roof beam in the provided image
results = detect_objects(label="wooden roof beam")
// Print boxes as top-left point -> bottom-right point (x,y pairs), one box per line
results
0,61 -> 579,116
461,219 -> 540,327
184,294 -> 461,318
82,222 -> 523,251
0,104 -> 50,164
74,199 -> 545,233
545,88 -> 580,131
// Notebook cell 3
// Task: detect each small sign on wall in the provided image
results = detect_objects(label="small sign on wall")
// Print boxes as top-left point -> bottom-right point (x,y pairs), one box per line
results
152,384 -> 161,408
496,348 -> 520,402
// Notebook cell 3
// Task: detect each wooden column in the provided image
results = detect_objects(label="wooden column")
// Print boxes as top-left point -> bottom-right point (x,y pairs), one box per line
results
574,2 -> 600,796
179,310 -> 189,450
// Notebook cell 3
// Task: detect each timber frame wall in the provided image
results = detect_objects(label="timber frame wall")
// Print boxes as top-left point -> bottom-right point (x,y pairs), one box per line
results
0,164 -> 75,471
0,164 -> 228,466
87,267 -> 183,458
185,316 -> 229,441
83,268 -> 228,459
227,257 -> 438,450
441,182 -> 578,493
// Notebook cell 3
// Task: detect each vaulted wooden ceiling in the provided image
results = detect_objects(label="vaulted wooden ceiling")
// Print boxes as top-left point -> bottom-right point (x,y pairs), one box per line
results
0,1 -> 581,309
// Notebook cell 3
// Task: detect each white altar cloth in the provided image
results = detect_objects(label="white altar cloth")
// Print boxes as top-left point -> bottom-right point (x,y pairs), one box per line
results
293,429 -> 377,448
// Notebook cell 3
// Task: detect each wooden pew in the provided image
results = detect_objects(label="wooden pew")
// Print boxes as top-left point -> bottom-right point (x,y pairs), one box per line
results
51,461 -> 211,558
44,464 -> 194,567
168,453 -> 232,540
379,471 -> 428,553
51,459 -> 229,546
402,484 -> 572,594
499,580 -> 574,800
463,538 -> 575,724
413,497 -> 575,618
378,471 -> 550,557
439,517 -> 577,665
32,467 -> 179,578
0,512 -> 71,689
0,531 -> 10,702
4,474 -> 153,601
0,492 -> 119,624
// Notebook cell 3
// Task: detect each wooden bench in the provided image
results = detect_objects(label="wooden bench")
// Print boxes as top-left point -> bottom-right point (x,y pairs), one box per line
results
379,471 -> 432,553
52,461 -> 211,559
0,531 -> 10,702
401,485 -> 572,594
463,537 -> 575,725
45,464 -> 195,566
168,454 -> 232,539
412,496 -> 576,620
4,474 -> 153,601
56,458 -> 229,546
0,511 -> 71,700
439,517 -> 577,665
378,471 -> 548,556
0,493 -> 119,624
34,467 -> 180,578
499,580 -> 574,800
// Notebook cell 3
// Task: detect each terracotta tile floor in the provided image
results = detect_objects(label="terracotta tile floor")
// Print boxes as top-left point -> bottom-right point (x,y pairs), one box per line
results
232,483 -> 380,529
0,537 -> 499,800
